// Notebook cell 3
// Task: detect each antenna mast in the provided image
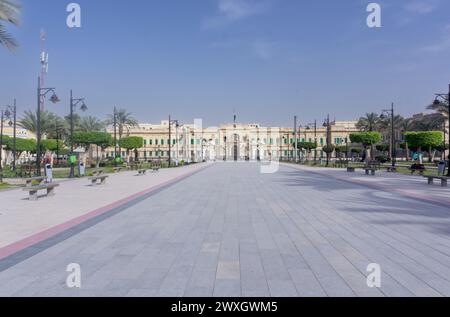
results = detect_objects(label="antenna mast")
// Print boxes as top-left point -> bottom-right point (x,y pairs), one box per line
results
40,29 -> 49,111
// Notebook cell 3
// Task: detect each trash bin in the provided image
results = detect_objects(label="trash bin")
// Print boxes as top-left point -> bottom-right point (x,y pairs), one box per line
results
78,162 -> 86,177
438,161 -> 446,176
45,164 -> 53,183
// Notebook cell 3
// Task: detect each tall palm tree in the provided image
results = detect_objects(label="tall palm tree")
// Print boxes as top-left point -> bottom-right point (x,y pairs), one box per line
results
356,113 -> 380,132
79,116 -> 105,132
18,110 -> 62,140
106,108 -> 138,140
0,0 -> 20,51
427,98 -> 449,120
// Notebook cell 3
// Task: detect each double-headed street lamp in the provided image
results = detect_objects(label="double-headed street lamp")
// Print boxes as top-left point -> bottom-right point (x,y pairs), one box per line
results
37,76 -> 60,176
433,84 -> 450,177
69,90 -> 88,178
381,102 -> 396,168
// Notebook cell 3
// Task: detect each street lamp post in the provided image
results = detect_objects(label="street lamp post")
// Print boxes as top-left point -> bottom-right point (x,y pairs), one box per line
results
434,84 -> 450,176
168,116 -> 179,167
36,76 -> 59,176
381,102 -> 396,168
69,90 -> 87,178
294,116 -> 298,163
323,115 -> 331,166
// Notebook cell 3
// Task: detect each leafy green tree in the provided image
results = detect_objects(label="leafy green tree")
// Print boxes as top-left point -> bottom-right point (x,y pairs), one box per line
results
322,144 -> 335,167
405,131 -> 443,163
73,132 -> 113,166
350,132 -> 382,162
5,138 -> 36,158
296,141 -> 317,161
119,136 -> 143,162
41,139 -> 65,152
0,0 -> 20,51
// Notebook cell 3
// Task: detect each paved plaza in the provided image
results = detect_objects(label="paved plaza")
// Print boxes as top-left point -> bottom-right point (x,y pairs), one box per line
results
0,163 -> 450,297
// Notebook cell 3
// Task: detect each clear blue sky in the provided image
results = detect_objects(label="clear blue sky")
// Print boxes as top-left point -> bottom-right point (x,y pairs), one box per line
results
1,0 -> 449,127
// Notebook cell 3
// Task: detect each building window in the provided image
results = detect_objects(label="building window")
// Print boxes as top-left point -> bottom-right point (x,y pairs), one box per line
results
149,151 -> 153,157
143,139 -> 147,146
191,138 -> 194,145
320,138 -> 324,145
155,139 -> 159,145
149,139 -> 153,145
161,139 -> 164,145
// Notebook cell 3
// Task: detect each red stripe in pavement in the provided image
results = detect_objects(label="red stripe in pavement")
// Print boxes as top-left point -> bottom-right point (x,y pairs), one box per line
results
0,165 -> 210,261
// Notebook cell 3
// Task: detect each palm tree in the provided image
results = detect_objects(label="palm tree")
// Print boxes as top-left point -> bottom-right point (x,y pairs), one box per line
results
79,116 -> 105,132
18,110 -> 62,140
356,113 -> 380,132
0,0 -> 20,51
427,98 -> 449,120
106,108 -> 138,140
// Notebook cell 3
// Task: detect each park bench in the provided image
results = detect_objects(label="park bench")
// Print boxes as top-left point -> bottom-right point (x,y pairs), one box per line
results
113,167 -> 123,173
91,169 -> 104,176
424,176 -> 449,187
386,166 -> 397,173
137,169 -> 147,176
88,175 -> 109,186
23,183 -> 60,201
364,168 -> 377,176
23,176 -> 46,187
152,166 -> 160,172
347,167 -> 355,173
409,164 -> 426,175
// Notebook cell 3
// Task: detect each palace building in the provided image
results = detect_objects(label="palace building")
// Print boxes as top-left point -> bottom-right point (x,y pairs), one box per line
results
106,119 -> 360,163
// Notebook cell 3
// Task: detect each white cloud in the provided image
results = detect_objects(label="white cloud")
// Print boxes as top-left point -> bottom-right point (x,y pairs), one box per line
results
252,41 -> 273,60
203,0 -> 269,29
404,0 -> 439,14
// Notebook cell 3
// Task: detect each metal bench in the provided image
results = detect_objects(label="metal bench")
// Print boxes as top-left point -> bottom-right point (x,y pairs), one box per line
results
424,176 -> 449,187
23,176 -> 46,187
137,169 -> 147,176
88,175 -> 109,185
23,183 -> 60,201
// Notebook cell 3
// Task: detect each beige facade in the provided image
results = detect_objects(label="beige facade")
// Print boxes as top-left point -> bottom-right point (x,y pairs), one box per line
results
106,119 -> 359,163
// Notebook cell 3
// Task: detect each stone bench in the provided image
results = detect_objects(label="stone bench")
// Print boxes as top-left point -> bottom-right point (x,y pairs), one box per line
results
424,176 -> 449,187
88,175 -> 109,186
23,183 -> 60,201
113,167 -> 123,173
137,169 -> 147,176
364,168 -> 376,176
23,177 -> 46,187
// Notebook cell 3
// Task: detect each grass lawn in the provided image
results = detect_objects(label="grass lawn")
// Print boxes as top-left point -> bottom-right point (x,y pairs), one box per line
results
0,182 -> 16,191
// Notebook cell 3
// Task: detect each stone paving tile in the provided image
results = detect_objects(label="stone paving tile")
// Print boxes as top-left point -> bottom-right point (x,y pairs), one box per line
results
0,163 -> 450,297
